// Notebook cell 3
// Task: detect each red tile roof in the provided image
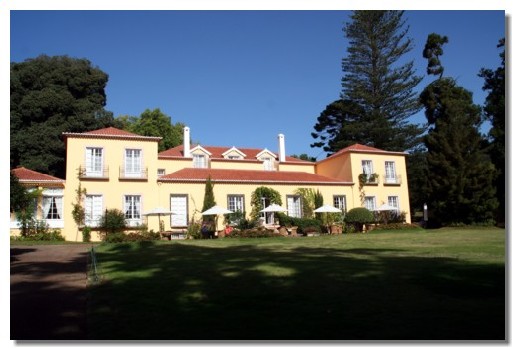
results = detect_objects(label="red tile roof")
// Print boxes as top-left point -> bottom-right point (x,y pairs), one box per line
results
12,167 -> 64,184
159,145 -> 309,163
159,168 -> 352,185
62,127 -> 161,141
317,143 -> 407,164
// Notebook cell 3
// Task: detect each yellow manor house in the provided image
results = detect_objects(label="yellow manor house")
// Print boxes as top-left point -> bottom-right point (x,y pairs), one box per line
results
11,126 -> 411,241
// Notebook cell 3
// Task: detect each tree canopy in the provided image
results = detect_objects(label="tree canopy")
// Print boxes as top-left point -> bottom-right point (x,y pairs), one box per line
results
422,33 -> 449,78
11,55 -> 121,178
420,35 -> 498,225
479,38 -> 505,224
312,10 -> 424,155
118,108 -> 185,152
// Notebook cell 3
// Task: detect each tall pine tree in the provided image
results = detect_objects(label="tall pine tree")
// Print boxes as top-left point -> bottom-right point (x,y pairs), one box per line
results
479,38 -> 505,225
312,10 -> 424,154
420,34 -> 498,225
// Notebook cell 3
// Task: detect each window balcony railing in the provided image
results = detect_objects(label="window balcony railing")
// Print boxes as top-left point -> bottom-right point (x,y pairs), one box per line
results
384,174 -> 402,185
359,173 -> 379,185
119,167 -> 148,181
78,165 -> 109,180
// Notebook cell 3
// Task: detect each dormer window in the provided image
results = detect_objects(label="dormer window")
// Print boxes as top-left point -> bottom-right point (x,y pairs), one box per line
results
190,145 -> 211,168
256,148 -> 277,171
193,154 -> 207,168
222,147 -> 247,160
262,157 -> 274,171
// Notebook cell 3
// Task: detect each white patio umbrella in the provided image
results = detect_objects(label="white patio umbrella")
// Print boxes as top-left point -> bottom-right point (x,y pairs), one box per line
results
201,205 -> 234,216
313,205 -> 343,213
260,204 -> 287,225
260,203 -> 288,213
201,205 -> 234,232
314,205 -> 343,233
143,207 -> 174,233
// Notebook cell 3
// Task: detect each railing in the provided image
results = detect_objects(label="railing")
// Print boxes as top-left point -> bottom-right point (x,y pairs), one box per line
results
119,167 -> 148,180
384,174 -> 402,185
359,173 -> 379,185
78,165 -> 109,179
89,246 -> 102,285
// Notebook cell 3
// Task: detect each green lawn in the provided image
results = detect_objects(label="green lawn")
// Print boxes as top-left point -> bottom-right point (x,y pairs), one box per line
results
88,228 -> 505,340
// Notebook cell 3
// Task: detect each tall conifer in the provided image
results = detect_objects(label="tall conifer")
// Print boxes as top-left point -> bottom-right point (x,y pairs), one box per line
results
312,10 -> 423,154
420,35 -> 498,225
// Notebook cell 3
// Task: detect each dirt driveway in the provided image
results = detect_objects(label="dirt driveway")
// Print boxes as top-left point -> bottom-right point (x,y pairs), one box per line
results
10,244 -> 91,340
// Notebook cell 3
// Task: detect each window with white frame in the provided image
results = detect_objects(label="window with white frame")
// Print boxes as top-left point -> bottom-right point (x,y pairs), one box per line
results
170,195 -> 188,227
125,149 -> 142,177
287,195 -> 302,218
333,195 -> 347,213
124,195 -> 142,226
362,160 -> 373,176
262,157 -> 274,171
193,154 -> 208,168
388,196 -> 399,210
385,161 -> 397,183
157,168 -> 166,177
42,191 -> 63,220
85,195 -> 103,227
227,195 -> 244,212
364,196 -> 376,211
86,147 -> 103,176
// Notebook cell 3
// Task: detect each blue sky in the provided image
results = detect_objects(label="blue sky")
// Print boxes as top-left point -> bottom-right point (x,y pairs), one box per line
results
10,10 -> 505,159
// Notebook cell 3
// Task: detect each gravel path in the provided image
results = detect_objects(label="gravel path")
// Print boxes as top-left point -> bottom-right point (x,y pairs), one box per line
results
10,244 -> 91,341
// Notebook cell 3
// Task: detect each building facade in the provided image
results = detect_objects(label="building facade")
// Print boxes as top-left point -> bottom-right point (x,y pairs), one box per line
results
11,126 -> 411,241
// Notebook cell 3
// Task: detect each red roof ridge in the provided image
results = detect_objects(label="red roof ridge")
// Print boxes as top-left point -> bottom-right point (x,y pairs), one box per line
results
83,127 -> 138,136
12,167 -> 64,182
316,143 -> 407,164
159,144 -> 311,163
63,127 -> 161,141
159,168 -> 351,185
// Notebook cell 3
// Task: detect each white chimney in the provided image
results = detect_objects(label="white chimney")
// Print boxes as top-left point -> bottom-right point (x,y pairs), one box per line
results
183,126 -> 191,158
278,133 -> 286,162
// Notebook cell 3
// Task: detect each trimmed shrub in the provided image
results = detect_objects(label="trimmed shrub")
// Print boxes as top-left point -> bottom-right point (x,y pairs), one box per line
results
187,222 -> 202,239
100,209 -> 127,234
123,231 -> 160,241
373,223 -> 423,231
345,207 -> 374,232
104,232 -> 126,243
275,213 -> 323,234
226,228 -> 282,238
13,228 -> 65,241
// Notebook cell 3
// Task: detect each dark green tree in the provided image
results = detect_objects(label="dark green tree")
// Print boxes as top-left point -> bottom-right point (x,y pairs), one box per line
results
406,147 -> 429,215
311,99 -> 366,153
202,176 -> 216,224
420,35 -> 498,225
422,33 -> 449,78
10,55 -> 121,178
312,10 -> 424,155
290,154 -> 317,162
121,108 -> 185,152
479,38 -> 505,225
10,172 -> 30,213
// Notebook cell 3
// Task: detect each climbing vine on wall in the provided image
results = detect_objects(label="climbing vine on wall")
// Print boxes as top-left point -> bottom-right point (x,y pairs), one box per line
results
250,186 -> 282,221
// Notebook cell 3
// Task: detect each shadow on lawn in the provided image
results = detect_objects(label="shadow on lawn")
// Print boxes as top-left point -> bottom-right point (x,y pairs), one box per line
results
88,241 -> 505,341
11,248 -> 89,340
